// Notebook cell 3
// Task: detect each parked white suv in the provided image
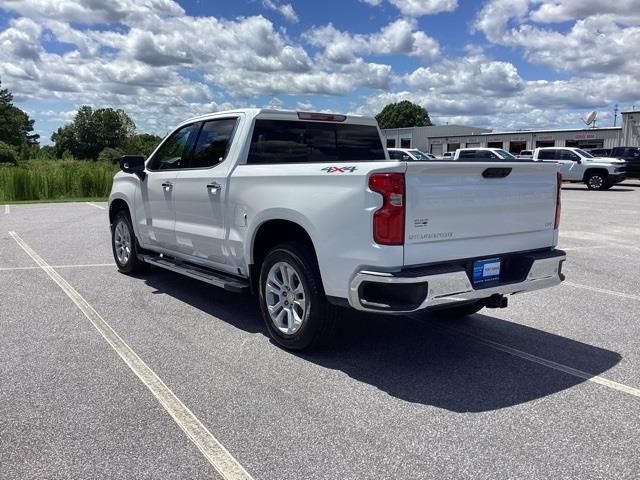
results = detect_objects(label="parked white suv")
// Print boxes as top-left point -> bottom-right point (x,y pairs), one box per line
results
532,147 -> 626,190
109,109 -> 566,350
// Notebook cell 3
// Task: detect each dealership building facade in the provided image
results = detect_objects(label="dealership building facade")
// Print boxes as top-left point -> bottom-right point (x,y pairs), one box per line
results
382,111 -> 640,156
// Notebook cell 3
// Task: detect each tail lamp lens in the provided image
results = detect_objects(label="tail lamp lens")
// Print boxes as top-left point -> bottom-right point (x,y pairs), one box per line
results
369,173 -> 405,245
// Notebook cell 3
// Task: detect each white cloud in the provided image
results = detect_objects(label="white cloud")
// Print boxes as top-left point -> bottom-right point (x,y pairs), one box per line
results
0,0 -> 184,24
262,0 -> 299,23
530,0 -> 640,24
360,0 -> 458,16
406,54 -> 524,96
305,19 -> 440,63
474,0 -> 640,75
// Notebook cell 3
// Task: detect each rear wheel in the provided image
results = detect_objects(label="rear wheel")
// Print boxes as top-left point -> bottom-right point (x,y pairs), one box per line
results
585,171 -> 608,190
435,301 -> 484,319
258,242 -> 337,350
111,210 -> 148,274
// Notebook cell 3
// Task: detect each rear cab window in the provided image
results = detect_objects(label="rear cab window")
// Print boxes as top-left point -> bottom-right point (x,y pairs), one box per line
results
247,119 -> 385,164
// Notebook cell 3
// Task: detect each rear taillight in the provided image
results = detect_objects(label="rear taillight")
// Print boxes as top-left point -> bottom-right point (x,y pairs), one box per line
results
369,173 -> 405,245
555,172 -> 562,229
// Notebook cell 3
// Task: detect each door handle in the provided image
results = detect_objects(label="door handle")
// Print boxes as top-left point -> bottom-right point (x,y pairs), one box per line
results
161,181 -> 174,191
206,182 -> 222,193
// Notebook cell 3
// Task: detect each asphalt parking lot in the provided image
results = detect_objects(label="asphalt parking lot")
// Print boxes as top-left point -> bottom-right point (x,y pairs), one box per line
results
2,182 -> 640,480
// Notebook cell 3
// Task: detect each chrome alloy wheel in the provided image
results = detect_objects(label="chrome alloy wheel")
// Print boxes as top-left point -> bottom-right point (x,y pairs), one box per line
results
588,174 -> 605,189
114,219 -> 132,265
265,261 -> 307,335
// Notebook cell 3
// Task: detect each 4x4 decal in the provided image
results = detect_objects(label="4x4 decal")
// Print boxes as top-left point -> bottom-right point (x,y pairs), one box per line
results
321,166 -> 357,173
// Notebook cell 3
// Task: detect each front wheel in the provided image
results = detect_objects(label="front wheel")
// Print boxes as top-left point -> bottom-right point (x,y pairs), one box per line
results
111,211 -> 148,274
258,242 -> 337,350
585,172 -> 608,190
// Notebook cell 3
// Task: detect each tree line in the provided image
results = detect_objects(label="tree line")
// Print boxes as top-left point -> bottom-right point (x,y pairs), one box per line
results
2,77 -> 433,166
1,79 -> 162,165
50,105 -> 162,162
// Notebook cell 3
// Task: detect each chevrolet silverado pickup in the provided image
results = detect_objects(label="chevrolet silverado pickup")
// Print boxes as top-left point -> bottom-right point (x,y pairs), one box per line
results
532,147 -> 626,190
109,109 -> 566,350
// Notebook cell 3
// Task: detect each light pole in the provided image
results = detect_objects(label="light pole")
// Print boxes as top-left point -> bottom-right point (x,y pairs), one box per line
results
614,104 -> 619,127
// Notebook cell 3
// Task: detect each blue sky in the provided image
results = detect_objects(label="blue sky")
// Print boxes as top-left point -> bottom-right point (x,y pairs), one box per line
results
0,0 -> 638,143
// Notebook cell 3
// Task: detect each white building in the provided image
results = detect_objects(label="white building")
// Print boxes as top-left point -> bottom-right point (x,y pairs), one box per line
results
382,114 -> 639,155
381,125 -> 491,155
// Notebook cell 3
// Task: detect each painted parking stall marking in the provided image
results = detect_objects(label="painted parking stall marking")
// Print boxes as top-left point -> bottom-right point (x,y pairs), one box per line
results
9,231 -> 254,480
564,281 -> 640,302
435,324 -> 640,399
4,204 -> 9,214
85,201 -> 106,210
0,263 -> 114,272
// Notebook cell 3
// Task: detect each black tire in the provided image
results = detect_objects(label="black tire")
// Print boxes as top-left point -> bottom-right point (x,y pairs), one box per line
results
258,242 -> 338,350
111,210 -> 148,275
435,301 -> 484,319
585,171 -> 608,190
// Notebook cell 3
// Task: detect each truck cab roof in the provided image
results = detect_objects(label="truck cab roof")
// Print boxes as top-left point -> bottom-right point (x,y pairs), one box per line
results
179,109 -> 378,128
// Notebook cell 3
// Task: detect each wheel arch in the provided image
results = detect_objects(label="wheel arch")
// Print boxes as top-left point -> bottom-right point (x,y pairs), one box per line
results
249,218 -> 322,294
109,198 -> 131,226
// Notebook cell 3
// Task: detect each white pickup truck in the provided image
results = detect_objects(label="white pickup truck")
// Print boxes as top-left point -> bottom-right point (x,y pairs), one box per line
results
109,109 -> 566,350
532,147 -> 626,190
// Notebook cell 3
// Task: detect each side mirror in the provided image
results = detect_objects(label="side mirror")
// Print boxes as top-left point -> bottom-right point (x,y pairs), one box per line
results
120,155 -> 146,179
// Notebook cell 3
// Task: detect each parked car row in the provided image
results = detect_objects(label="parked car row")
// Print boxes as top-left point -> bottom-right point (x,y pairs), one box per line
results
386,145 -> 636,189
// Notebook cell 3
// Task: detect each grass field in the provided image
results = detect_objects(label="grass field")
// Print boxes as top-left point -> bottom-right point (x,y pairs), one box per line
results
0,160 -> 118,202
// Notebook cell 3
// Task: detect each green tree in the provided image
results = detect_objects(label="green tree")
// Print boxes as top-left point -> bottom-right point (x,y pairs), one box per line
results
51,124 -> 79,158
0,79 -> 40,153
375,100 -> 433,129
124,133 -> 163,157
51,105 -> 137,159
97,147 -> 123,163
73,105 -> 98,158
0,141 -> 18,164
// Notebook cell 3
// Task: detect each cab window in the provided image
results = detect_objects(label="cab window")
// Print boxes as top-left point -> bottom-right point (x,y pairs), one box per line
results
148,123 -> 200,171
190,118 -> 238,169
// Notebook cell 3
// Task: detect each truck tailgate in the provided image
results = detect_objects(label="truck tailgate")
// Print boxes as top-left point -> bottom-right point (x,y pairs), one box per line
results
404,161 -> 559,266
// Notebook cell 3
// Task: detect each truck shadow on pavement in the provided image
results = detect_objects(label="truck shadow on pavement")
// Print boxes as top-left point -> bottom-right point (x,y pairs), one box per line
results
144,271 -> 621,413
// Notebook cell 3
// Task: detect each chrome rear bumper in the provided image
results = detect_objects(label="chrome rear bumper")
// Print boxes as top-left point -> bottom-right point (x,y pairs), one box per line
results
349,249 -> 566,313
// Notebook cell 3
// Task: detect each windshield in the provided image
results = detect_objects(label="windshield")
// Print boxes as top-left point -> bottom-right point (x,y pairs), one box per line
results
495,149 -> 518,160
408,149 -> 432,160
575,149 -> 594,158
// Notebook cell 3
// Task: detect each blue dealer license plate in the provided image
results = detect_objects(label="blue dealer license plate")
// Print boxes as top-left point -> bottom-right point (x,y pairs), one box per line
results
473,258 -> 501,285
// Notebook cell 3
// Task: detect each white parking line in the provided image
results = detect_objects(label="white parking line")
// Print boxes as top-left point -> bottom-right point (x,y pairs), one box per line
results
85,202 -> 106,210
0,263 -> 114,272
9,231 -> 253,480
561,245 -> 608,252
564,281 -> 640,302
436,325 -> 640,398
4,205 -> 9,214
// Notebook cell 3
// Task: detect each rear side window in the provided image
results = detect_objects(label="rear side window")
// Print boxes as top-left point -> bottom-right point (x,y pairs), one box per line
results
538,150 -> 557,160
458,150 -> 477,159
247,120 -> 384,164
190,118 -> 237,169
